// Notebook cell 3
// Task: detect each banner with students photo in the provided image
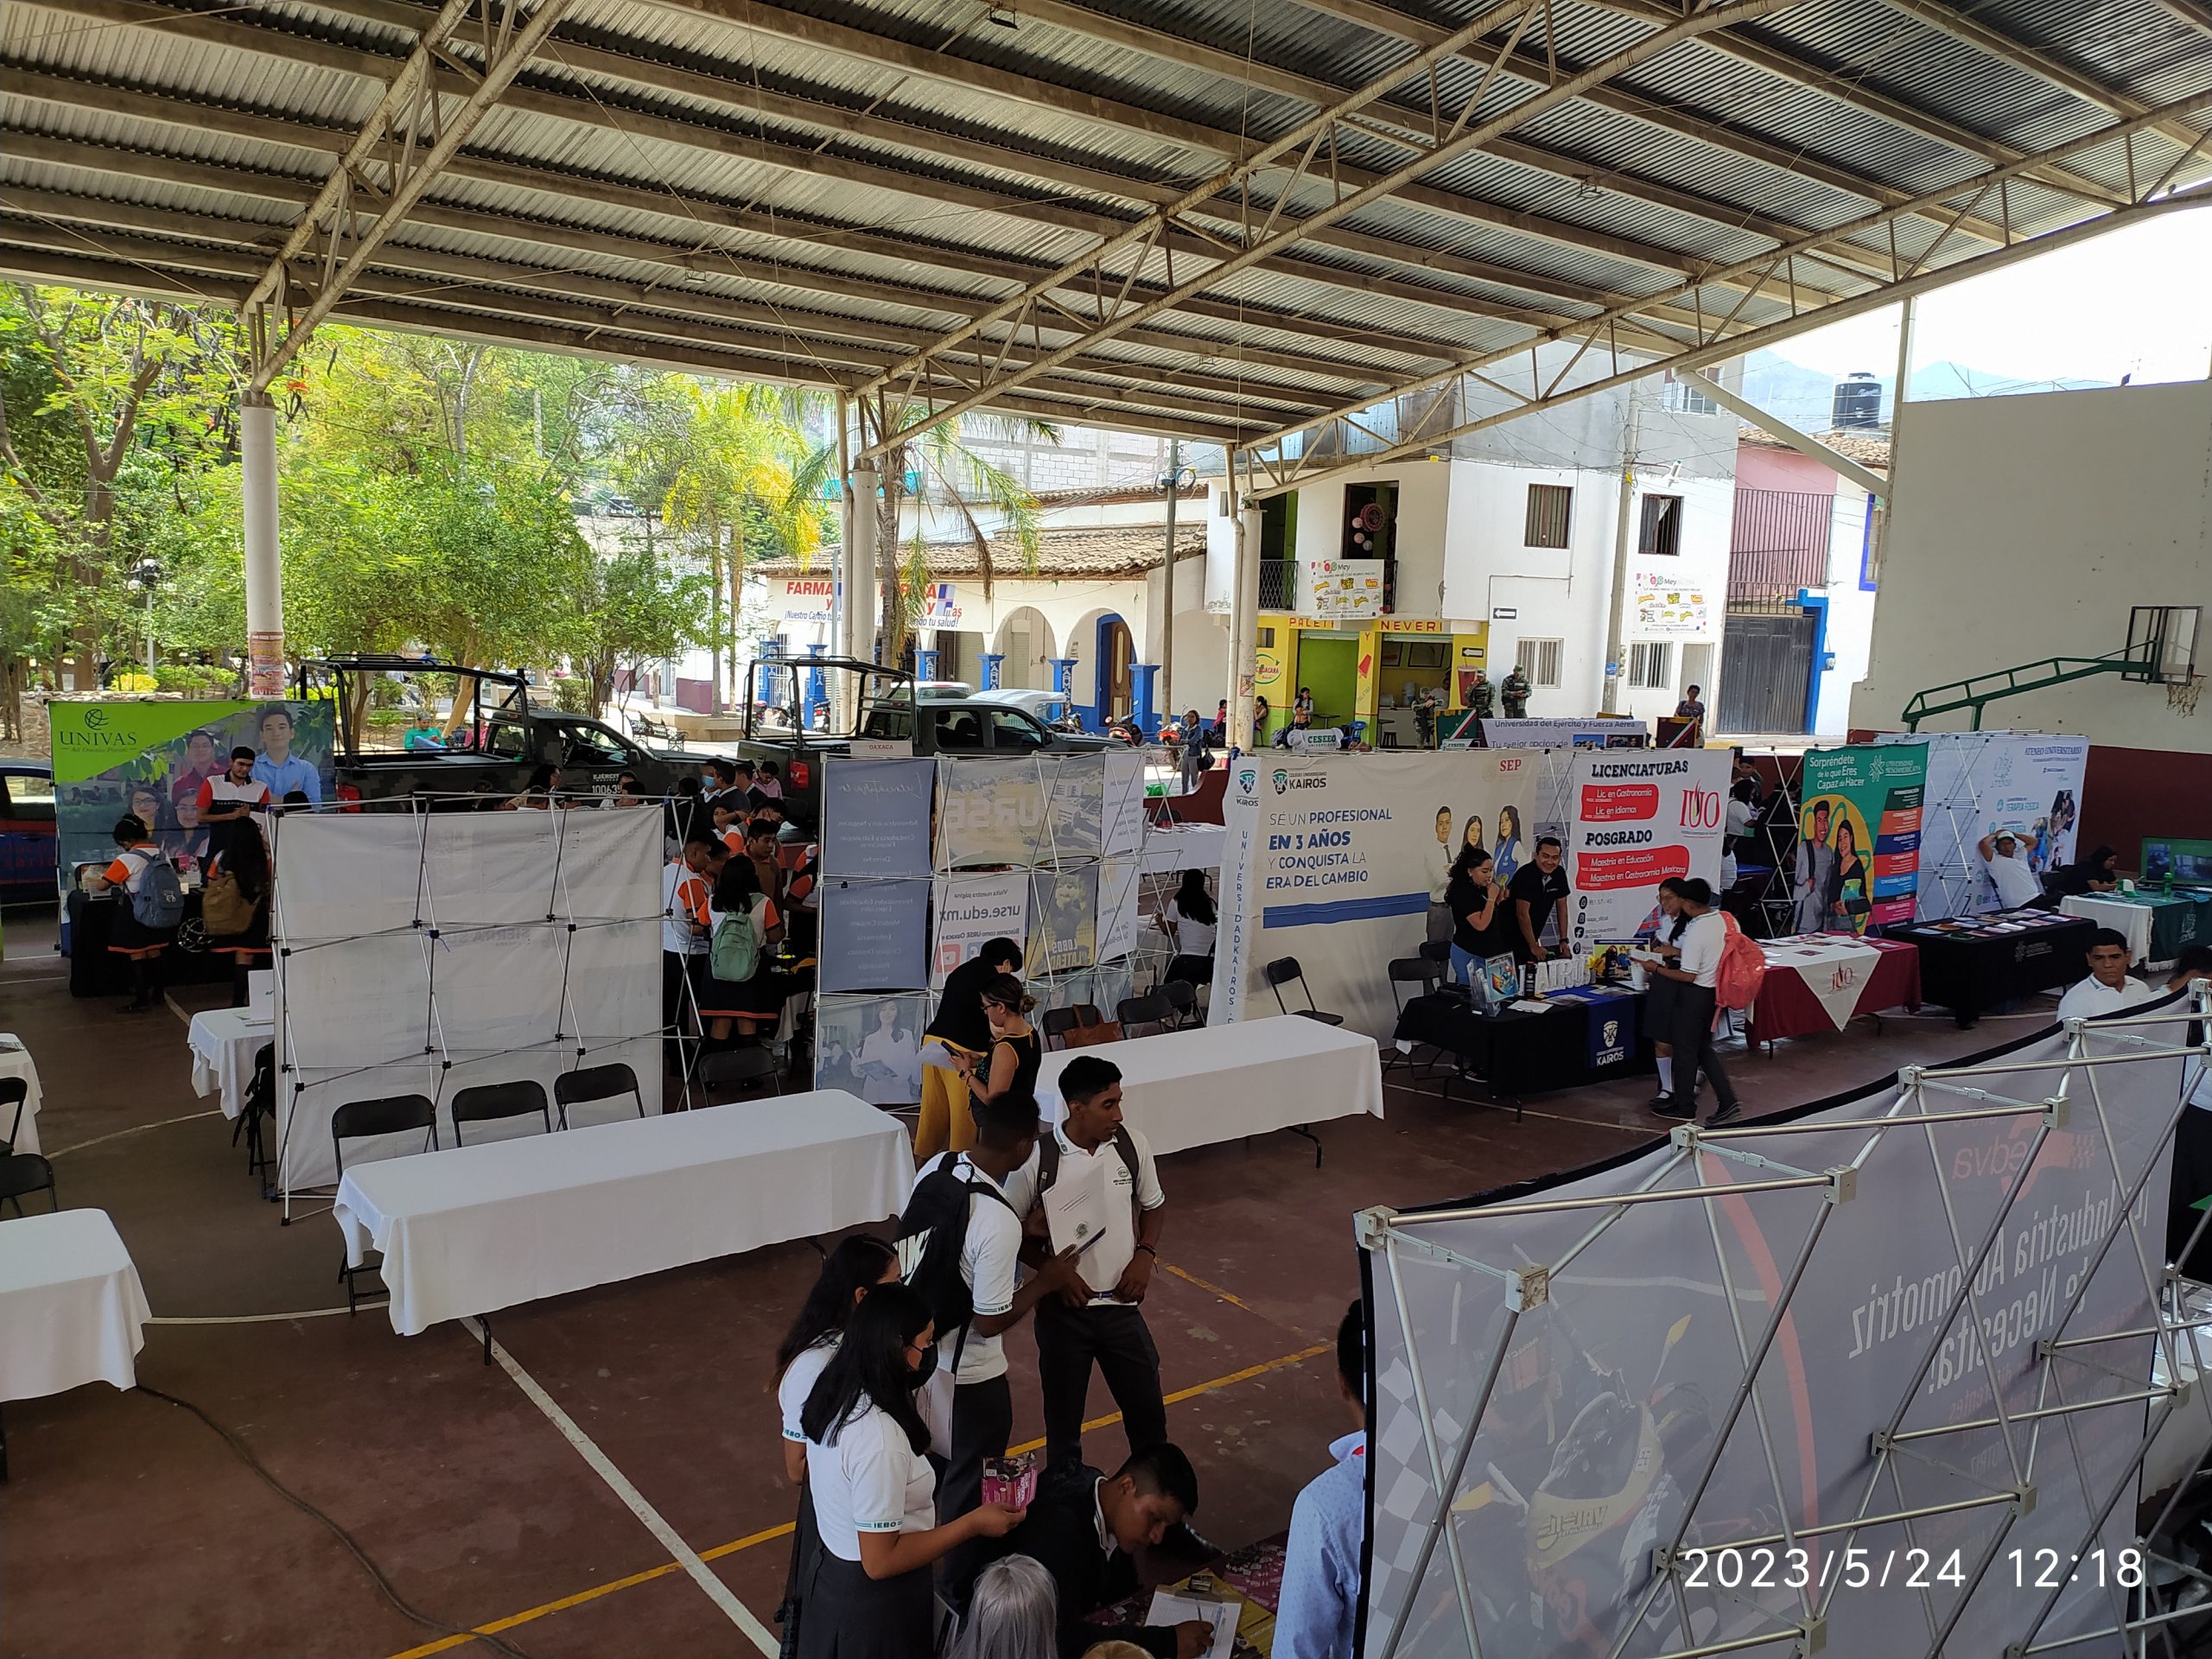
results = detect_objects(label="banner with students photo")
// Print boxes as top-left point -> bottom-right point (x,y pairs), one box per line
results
1211,749 -> 1555,1039
1794,744 -> 1928,935
49,698 -> 334,880
1565,748 -> 1732,946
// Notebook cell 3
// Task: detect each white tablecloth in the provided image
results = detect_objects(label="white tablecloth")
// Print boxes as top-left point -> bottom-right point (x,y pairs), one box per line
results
1141,823 -> 1227,876
1758,936 -> 1884,1033
0,1037 -> 44,1155
2061,894 -> 2156,966
187,1009 -> 274,1122
332,1090 -> 914,1336
1037,1015 -> 1384,1158
0,1209 -> 150,1401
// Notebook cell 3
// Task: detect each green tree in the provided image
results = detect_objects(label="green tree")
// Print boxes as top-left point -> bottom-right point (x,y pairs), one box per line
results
569,538 -> 714,720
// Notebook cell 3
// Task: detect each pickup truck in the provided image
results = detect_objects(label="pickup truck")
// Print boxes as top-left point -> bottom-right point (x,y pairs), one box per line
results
736,657 -> 1114,826
307,658 -> 702,805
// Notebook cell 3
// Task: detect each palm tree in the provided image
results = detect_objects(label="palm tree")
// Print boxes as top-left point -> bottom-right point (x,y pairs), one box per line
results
861,399 -> 1058,670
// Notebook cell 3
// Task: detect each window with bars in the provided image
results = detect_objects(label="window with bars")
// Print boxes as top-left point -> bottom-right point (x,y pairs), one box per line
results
1524,483 -> 1572,549
1629,641 -> 1673,690
1638,493 -> 1683,557
1516,638 -> 1563,690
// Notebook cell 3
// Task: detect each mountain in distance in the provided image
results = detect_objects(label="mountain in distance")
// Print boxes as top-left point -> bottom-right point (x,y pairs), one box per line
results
1739,348 -> 2114,429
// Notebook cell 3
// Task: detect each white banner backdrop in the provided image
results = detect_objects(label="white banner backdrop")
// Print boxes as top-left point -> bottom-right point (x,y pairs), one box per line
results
1103,748 -> 1148,857
1874,733 -> 2091,918
271,808 -> 663,1195
1363,1004 -> 2200,1659
1211,750 -> 1570,1037
1096,854 -> 1141,966
1567,748 -> 1731,945
930,870 -> 1030,989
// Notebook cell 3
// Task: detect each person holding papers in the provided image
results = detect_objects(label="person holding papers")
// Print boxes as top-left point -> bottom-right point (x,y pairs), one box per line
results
917,938 -> 1027,1159
1647,879 -> 1742,1128
962,976 -> 1043,1115
2056,929 -> 2158,1020
1009,1056 -> 1171,1474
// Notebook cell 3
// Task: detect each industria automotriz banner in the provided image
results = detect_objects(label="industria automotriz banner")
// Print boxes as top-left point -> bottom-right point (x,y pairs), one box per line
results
1211,748 -> 1725,1038
1792,743 -> 1929,935
49,698 -> 335,882
1361,1004 -> 2194,1659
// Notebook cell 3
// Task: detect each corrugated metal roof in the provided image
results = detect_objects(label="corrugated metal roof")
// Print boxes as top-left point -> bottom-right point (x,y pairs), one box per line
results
0,0 -> 2205,457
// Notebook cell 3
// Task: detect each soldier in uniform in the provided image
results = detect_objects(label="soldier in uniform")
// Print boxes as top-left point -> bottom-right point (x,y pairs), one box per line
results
1501,667 -> 1532,718
1467,671 -> 1497,720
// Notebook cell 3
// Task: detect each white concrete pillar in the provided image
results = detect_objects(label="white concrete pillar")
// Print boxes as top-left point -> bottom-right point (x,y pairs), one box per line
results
845,460 -> 879,664
1229,465 -> 1262,751
241,391 -> 283,696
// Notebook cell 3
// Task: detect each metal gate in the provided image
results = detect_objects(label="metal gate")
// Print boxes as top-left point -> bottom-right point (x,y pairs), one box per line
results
1719,608 -> 1815,733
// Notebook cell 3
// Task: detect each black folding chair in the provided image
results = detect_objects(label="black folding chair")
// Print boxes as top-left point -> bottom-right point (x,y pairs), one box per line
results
1418,939 -> 1452,968
0,1077 -> 27,1155
331,1094 -> 438,1315
1264,957 -> 1344,1026
228,1043 -> 275,1179
0,1153 -> 56,1216
553,1063 -> 645,1129
698,1046 -> 782,1102
1116,994 -> 1170,1039
1158,980 -> 1199,1030
1384,958 -> 1446,1088
1040,1006 -> 1084,1051
449,1081 -> 554,1146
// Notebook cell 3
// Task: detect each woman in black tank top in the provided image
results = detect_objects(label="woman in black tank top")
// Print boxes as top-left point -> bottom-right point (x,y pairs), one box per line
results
964,974 -> 1042,1111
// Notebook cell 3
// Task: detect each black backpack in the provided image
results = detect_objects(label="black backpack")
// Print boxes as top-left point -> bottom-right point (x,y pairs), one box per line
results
1038,1128 -> 1142,1219
896,1157 -> 1017,1369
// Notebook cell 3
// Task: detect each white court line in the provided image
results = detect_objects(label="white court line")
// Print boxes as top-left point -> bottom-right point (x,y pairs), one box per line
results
149,1302 -> 386,1324
45,1108 -> 221,1159
463,1316 -> 779,1656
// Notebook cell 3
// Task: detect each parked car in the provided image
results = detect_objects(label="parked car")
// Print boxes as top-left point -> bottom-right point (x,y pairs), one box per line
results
969,688 -> 1079,726
0,760 -> 57,902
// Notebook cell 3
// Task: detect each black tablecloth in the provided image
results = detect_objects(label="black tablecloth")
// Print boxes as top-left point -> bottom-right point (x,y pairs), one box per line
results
65,888 -> 232,997
1395,986 -> 1649,1099
1890,911 -> 2098,1027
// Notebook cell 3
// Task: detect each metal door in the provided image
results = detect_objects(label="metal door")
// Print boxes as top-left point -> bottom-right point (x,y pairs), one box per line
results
1719,610 -> 1815,734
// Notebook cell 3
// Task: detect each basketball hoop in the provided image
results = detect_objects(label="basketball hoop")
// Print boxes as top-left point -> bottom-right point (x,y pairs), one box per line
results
2168,672 -> 2202,716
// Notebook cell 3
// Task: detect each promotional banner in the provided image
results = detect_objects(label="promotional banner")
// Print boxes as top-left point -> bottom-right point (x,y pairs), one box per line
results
1362,1008 -> 2188,1659
1632,569 -> 1711,634
929,870 -> 1029,989
1793,744 -> 1928,934
1027,864 -> 1099,975
1872,733 -> 2090,918
1566,749 -> 1731,945
1103,749 -> 1148,857
1460,716 -> 1649,750
1096,854 -> 1141,966
1211,749 -> 1560,1037
818,876 -> 932,992
935,757 -> 1047,868
821,756 -> 934,877
50,698 -> 334,879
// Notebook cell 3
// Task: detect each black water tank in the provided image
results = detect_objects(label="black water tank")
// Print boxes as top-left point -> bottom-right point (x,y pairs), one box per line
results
1832,372 -> 1882,429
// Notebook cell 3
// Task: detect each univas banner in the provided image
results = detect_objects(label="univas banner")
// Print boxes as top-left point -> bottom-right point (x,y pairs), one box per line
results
1796,744 -> 1929,934
1565,748 -> 1731,946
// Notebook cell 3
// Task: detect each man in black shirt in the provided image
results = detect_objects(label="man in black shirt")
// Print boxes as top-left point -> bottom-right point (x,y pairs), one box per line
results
917,937 -> 1024,1158
1507,836 -> 1573,963
976,1446 -> 1209,1658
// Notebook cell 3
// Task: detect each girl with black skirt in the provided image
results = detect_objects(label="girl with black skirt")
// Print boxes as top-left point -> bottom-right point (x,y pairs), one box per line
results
774,1236 -> 901,1659
798,1284 -> 1026,1659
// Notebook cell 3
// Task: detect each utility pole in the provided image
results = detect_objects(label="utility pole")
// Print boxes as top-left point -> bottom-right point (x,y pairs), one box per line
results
1158,438 -> 1181,723
1600,386 -> 1642,715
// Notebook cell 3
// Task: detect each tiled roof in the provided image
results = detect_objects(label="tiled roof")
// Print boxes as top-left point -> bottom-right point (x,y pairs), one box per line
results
752,526 -> 1206,582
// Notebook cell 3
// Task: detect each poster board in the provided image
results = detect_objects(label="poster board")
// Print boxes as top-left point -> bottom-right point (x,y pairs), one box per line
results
1565,748 -> 1731,945
1471,716 -> 1648,750
1793,743 -> 1929,934
1872,733 -> 2088,918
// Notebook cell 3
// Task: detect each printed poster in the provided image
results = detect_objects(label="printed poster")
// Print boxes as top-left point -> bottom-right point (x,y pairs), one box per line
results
1796,743 -> 1929,934
929,870 -> 1028,989
1565,748 -> 1731,947
1027,864 -> 1099,976
821,755 -> 934,877
1632,569 -> 1710,635
1096,854 -> 1141,965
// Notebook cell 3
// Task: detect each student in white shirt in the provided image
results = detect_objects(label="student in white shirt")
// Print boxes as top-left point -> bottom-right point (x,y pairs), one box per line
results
773,1236 -> 900,1655
661,836 -> 714,1062
1648,878 -> 1742,1126
1157,869 -> 1217,988
1275,1302 -> 1369,1659
796,1284 -> 1027,1659
2056,930 -> 2159,1021
1978,829 -> 2045,910
1005,1055 -> 1170,1473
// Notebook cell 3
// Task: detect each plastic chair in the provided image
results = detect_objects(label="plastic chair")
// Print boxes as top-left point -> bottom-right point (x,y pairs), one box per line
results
1116,994 -> 1169,1039
0,1077 -> 26,1155
331,1094 -> 438,1315
698,1046 -> 781,1101
1264,957 -> 1344,1026
553,1063 -> 645,1129
450,1080 -> 553,1146
0,1153 -> 56,1216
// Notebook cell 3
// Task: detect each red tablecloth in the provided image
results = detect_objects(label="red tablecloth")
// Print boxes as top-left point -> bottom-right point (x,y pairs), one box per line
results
1747,935 -> 1922,1046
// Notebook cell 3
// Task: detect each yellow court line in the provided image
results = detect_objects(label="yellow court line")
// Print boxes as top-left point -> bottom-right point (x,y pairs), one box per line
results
1160,1260 -> 1274,1319
385,1339 -> 1332,1659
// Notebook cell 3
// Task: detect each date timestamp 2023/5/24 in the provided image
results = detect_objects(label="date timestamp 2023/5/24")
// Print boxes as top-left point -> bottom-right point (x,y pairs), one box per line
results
1674,1545 -> 2146,1591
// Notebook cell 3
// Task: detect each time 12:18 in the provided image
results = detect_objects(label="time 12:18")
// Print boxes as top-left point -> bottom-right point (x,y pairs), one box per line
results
2008,1548 -> 2145,1588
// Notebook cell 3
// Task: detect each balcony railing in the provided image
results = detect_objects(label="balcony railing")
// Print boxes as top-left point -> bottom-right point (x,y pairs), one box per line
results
1259,560 -> 1296,611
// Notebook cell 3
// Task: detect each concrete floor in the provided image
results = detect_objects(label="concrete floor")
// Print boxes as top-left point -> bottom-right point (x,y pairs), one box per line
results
0,912 -> 2032,1659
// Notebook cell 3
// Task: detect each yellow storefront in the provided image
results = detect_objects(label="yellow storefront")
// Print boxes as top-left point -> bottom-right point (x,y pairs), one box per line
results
1254,614 -> 1489,744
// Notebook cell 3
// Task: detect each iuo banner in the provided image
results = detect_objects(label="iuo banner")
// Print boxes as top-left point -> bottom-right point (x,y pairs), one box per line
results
1566,749 -> 1731,945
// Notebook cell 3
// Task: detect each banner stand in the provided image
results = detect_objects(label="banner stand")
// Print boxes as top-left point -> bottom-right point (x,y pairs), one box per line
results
1357,988 -> 2212,1659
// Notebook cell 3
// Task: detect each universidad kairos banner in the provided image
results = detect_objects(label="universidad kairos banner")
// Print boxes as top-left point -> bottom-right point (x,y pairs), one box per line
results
1795,743 -> 1929,934
49,698 -> 335,883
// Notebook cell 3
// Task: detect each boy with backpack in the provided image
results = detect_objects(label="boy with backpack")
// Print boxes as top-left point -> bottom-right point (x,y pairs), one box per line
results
85,813 -> 184,1014
1647,876 -> 1757,1126
1013,1055 -> 1172,1474
899,1093 -> 1081,1573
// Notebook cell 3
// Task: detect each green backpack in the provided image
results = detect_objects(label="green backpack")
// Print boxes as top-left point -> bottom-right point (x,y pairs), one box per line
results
709,893 -> 766,983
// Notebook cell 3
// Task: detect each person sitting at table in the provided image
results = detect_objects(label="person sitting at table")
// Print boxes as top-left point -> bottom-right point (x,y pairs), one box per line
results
797,1283 -> 1028,1659
1156,869 -> 1216,988
1274,1301 -> 1368,1659
1508,836 -> 1573,964
84,814 -> 175,1015
2051,845 -> 2122,898
1648,879 -> 1742,1127
1444,842 -> 1509,989
1640,878 -> 1693,1111
972,1446 -> 1206,1659
1978,828 -> 2044,911
2056,929 -> 2158,1020
961,977 -> 1042,1117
